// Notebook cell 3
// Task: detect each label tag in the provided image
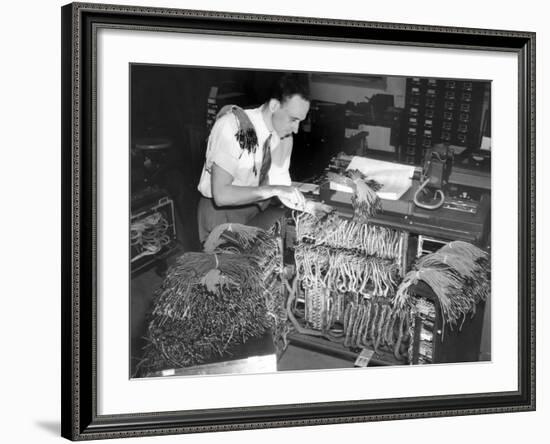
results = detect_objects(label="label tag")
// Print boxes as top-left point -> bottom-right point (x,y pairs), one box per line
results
354,348 -> 374,367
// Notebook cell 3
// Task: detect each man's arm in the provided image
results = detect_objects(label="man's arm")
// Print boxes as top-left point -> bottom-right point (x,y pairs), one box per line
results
211,163 -> 304,207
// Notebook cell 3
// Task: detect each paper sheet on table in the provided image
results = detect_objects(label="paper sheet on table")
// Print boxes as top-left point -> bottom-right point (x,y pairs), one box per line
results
329,156 -> 415,200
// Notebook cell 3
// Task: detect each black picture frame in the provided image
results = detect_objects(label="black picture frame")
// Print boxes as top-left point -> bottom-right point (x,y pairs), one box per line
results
61,2 -> 536,440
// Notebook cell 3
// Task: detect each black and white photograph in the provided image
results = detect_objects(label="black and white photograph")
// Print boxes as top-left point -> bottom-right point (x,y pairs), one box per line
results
129,65 -> 492,379
2,0 -> 547,441
54,1 -> 538,441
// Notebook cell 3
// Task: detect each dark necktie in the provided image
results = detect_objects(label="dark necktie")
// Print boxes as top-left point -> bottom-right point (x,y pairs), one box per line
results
258,134 -> 272,186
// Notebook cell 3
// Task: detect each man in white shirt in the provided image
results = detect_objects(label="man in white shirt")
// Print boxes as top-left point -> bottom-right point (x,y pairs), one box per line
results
197,74 -> 310,242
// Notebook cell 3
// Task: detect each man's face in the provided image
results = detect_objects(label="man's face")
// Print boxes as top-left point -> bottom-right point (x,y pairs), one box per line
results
271,95 -> 310,139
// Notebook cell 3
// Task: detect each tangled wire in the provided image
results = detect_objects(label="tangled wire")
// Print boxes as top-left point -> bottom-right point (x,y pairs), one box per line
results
291,192 -> 489,363
131,212 -> 171,258
394,241 -> 491,333
137,223 -> 286,376
290,201 -> 409,362
293,211 -> 405,299
326,169 -> 382,222
294,212 -> 403,261
137,251 -> 269,375
203,223 -> 289,355
341,297 -> 412,360
285,277 -> 412,361
295,245 -> 400,297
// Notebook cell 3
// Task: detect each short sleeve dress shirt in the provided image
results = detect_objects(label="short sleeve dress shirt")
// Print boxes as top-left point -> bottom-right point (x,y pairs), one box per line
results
197,107 -> 292,198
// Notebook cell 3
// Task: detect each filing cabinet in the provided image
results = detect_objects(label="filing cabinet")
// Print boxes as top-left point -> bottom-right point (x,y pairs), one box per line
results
400,77 -> 488,165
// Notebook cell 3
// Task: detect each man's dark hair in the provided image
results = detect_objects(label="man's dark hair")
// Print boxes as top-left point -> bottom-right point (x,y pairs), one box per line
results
269,73 -> 310,104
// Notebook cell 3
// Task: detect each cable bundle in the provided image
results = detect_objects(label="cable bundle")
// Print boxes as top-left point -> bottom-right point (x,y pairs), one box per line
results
293,211 -> 405,299
394,241 -> 490,332
138,249 -> 270,375
341,297 -> 412,360
438,241 -> 491,306
295,244 -> 400,297
203,223 -> 269,253
294,212 -> 403,261
130,212 -> 171,257
291,209 -> 406,346
203,223 -> 288,355
326,169 -> 382,221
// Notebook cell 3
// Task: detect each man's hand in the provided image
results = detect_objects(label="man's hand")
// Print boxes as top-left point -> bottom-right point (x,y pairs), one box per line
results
271,185 -> 306,210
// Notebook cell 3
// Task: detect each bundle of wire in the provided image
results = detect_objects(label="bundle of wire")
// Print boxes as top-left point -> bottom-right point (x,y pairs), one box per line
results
203,223 -> 269,253
293,210 -> 403,298
295,244 -> 400,297
202,223 -> 289,355
293,212 -> 402,261
438,241 -> 491,306
326,169 -> 382,222
130,212 -> 171,256
138,250 -> 270,375
291,209 -> 405,345
394,241 -> 490,331
285,280 -> 412,361
340,296 -> 412,360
